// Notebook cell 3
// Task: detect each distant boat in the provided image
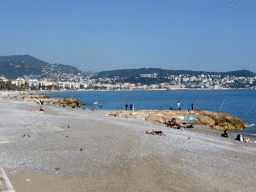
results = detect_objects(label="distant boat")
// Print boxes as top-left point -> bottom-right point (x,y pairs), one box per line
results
93,102 -> 98,104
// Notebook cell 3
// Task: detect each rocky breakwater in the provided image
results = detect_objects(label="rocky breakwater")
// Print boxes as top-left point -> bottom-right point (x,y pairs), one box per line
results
21,95 -> 85,106
106,110 -> 248,130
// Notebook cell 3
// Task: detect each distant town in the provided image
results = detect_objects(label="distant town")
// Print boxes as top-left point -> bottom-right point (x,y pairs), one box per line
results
1,70 -> 256,91
0,55 -> 256,90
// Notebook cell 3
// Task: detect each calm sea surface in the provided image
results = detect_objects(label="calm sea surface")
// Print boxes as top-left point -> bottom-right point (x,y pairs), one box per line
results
47,90 -> 256,136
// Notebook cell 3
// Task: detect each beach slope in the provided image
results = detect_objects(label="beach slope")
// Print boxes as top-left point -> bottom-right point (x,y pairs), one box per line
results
0,99 -> 255,191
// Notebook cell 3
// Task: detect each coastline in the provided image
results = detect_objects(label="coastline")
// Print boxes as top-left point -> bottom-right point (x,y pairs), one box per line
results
0,96 -> 256,191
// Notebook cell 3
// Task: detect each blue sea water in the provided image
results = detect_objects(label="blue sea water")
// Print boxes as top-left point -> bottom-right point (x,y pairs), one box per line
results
47,90 -> 256,136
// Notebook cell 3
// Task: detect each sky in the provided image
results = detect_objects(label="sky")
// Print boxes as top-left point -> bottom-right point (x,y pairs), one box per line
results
0,0 -> 255,73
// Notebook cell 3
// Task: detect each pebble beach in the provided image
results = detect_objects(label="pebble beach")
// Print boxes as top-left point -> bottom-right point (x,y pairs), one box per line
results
0,92 -> 256,192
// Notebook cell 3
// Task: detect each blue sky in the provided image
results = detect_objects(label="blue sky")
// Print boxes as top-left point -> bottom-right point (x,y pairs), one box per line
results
0,0 -> 255,73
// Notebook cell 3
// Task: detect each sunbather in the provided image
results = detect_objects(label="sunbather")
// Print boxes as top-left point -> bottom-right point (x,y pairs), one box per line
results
146,130 -> 164,135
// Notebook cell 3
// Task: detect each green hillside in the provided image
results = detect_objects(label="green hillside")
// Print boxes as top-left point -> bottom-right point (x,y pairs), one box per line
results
0,55 -> 82,80
93,68 -> 256,79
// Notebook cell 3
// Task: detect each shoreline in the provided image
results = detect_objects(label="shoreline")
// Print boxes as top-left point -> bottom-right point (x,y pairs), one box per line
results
2,90 -> 255,136
0,98 -> 256,191
1,90 -> 255,136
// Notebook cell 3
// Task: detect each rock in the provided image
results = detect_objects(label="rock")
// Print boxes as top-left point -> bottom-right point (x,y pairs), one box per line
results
21,95 -> 85,105
145,114 -> 164,124
106,110 -> 247,130
134,113 -> 148,120
212,125 -> 224,130
189,120 -> 202,125
112,111 -> 123,117
21,95 -> 51,99
233,119 -> 247,130
197,115 -> 216,127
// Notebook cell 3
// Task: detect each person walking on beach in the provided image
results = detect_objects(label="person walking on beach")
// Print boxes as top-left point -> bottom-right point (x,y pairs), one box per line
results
191,103 -> 194,110
130,104 -> 133,110
125,103 -> 128,111
100,104 -> 102,109
177,101 -> 181,110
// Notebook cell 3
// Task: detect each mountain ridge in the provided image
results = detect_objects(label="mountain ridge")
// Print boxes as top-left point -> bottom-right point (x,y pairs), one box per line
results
0,55 -> 255,80
0,55 -> 83,80
93,68 -> 256,79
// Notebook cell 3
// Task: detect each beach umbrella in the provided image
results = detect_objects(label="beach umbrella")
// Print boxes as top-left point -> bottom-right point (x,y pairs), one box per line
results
181,120 -> 192,124
184,116 -> 197,120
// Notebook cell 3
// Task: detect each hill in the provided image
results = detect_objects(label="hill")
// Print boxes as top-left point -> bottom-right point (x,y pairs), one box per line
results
92,68 -> 256,79
0,55 -> 83,80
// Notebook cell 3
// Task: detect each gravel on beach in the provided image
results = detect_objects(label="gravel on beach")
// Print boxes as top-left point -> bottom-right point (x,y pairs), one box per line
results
0,97 -> 256,192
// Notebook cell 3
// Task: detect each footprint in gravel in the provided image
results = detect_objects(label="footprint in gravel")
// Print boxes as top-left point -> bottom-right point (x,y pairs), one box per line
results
22,134 -> 26,137
65,136 -> 68,138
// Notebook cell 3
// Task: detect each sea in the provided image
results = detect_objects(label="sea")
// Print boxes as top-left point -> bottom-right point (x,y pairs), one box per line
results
46,89 -> 256,136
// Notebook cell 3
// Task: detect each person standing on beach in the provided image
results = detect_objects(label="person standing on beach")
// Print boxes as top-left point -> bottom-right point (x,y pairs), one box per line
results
130,104 -> 133,110
125,103 -> 128,111
191,103 -> 194,110
177,101 -> 181,110
100,104 -> 102,109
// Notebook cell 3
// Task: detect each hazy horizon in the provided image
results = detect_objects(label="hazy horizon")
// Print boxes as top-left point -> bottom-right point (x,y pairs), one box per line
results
1,0 -> 255,73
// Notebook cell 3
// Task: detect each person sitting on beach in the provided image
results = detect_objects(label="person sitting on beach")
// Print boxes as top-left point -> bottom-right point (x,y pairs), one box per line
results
221,129 -> 230,138
167,118 -> 180,129
39,106 -> 44,112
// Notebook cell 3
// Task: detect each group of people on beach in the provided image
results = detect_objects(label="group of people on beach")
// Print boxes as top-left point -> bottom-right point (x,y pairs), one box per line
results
221,129 -> 254,143
125,103 -> 134,110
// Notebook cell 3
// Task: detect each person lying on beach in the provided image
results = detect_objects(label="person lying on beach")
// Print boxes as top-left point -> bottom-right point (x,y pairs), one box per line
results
146,130 -> 164,135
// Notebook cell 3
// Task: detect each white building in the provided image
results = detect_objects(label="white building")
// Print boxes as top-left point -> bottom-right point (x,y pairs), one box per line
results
28,79 -> 39,87
12,77 -> 25,87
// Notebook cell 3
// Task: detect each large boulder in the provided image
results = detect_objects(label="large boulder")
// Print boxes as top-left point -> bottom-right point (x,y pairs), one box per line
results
196,115 -> 216,127
134,113 -> 148,120
145,114 -> 165,124
190,119 -> 202,125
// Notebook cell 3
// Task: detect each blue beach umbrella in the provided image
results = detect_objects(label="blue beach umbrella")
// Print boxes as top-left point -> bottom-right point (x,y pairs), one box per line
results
184,116 -> 197,120
181,120 -> 191,124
